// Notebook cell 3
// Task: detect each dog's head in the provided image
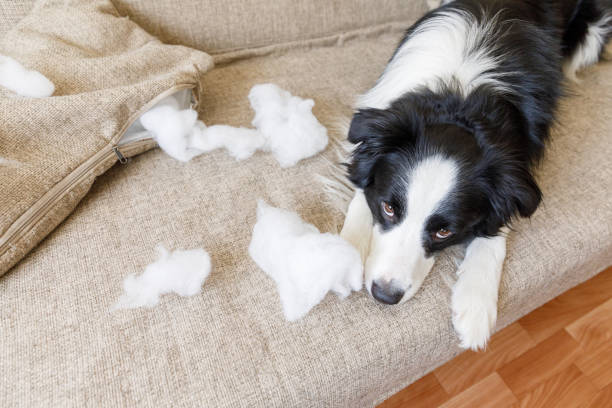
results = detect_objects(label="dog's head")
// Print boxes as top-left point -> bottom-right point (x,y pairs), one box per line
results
348,92 -> 541,304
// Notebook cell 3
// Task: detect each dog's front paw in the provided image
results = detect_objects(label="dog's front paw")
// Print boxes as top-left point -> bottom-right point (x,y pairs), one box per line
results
451,279 -> 498,351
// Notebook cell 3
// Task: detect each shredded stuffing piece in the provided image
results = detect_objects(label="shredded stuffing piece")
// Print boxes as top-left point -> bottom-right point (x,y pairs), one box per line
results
249,200 -> 363,321
113,245 -> 212,310
249,83 -> 328,167
0,55 -> 54,98
140,84 -> 328,167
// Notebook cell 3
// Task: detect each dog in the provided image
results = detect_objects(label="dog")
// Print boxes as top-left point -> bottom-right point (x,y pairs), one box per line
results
339,0 -> 612,350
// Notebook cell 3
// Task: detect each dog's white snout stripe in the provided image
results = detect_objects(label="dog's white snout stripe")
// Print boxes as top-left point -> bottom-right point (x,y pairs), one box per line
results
365,155 -> 458,302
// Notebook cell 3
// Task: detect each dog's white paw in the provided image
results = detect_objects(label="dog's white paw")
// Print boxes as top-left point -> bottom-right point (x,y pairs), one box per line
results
451,279 -> 498,351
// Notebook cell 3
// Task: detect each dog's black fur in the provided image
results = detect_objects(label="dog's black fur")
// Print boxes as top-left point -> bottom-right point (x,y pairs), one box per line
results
348,0 -> 611,255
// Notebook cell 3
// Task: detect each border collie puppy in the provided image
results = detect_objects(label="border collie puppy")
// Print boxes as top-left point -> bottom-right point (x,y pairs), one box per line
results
340,0 -> 612,350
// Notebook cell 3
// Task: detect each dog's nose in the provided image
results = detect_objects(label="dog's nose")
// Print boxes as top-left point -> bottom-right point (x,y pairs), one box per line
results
371,280 -> 405,305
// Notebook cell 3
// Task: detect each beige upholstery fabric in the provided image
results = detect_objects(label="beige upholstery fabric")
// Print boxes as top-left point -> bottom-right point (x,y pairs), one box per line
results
112,0 -> 428,56
1,22 -> 611,406
0,0 -> 36,39
0,0 -> 213,275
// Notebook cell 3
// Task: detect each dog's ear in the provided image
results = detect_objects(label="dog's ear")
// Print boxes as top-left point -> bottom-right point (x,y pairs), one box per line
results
347,148 -> 378,189
348,108 -> 387,144
347,107 -> 419,189
346,109 -> 389,189
486,158 -> 542,225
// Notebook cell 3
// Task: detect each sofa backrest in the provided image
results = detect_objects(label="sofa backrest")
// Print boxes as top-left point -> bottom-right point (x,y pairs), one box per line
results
112,0 -> 428,55
2,1 -> 428,55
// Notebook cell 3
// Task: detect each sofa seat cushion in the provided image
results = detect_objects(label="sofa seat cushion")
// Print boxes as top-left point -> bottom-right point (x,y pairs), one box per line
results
1,27 -> 611,406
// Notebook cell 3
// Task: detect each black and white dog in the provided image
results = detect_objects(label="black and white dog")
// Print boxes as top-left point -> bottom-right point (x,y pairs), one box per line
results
340,0 -> 612,350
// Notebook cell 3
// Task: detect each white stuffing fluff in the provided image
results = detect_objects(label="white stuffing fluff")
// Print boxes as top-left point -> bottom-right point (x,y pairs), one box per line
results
113,245 -> 212,310
248,200 -> 363,321
0,157 -> 19,167
189,121 -> 266,161
139,84 -> 328,167
0,55 -> 55,98
139,101 -> 201,162
249,84 -> 329,168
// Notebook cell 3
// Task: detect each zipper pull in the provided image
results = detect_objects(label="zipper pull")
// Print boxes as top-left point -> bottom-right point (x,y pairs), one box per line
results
112,146 -> 128,164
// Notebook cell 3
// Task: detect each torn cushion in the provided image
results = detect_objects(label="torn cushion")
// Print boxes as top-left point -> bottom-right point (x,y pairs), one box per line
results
0,0 -> 213,276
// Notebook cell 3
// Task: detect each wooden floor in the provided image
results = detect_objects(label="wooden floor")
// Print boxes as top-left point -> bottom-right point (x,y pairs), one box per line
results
379,266 -> 612,408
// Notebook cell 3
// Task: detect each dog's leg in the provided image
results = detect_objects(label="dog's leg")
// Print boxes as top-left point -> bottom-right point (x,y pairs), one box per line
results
340,189 -> 373,264
451,229 -> 508,350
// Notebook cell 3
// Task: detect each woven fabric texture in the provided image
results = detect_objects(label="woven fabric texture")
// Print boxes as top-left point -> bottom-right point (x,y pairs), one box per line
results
1,23 -> 611,406
111,0 -> 428,56
0,0 -> 213,275
0,0 -> 36,39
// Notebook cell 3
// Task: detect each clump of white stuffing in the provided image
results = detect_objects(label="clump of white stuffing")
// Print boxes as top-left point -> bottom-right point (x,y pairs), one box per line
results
113,245 -> 212,310
248,200 -> 363,321
249,84 -> 328,168
0,55 -> 55,98
139,99 -> 201,162
139,84 -> 328,167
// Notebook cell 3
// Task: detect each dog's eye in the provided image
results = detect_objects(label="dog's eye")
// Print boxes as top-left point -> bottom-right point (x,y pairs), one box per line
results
381,201 -> 395,218
433,228 -> 453,241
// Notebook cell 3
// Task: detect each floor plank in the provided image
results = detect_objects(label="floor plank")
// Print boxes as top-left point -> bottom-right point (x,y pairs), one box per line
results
518,268 -> 612,344
497,330 -> 581,396
574,343 -> 612,390
586,382 -> 612,408
566,298 -> 612,351
566,298 -> 612,390
378,373 -> 449,408
434,323 -> 535,396
513,364 -> 599,408
439,373 -> 517,408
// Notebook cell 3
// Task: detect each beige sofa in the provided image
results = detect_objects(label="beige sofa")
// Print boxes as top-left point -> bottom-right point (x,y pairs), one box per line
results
1,1 -> 611,406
